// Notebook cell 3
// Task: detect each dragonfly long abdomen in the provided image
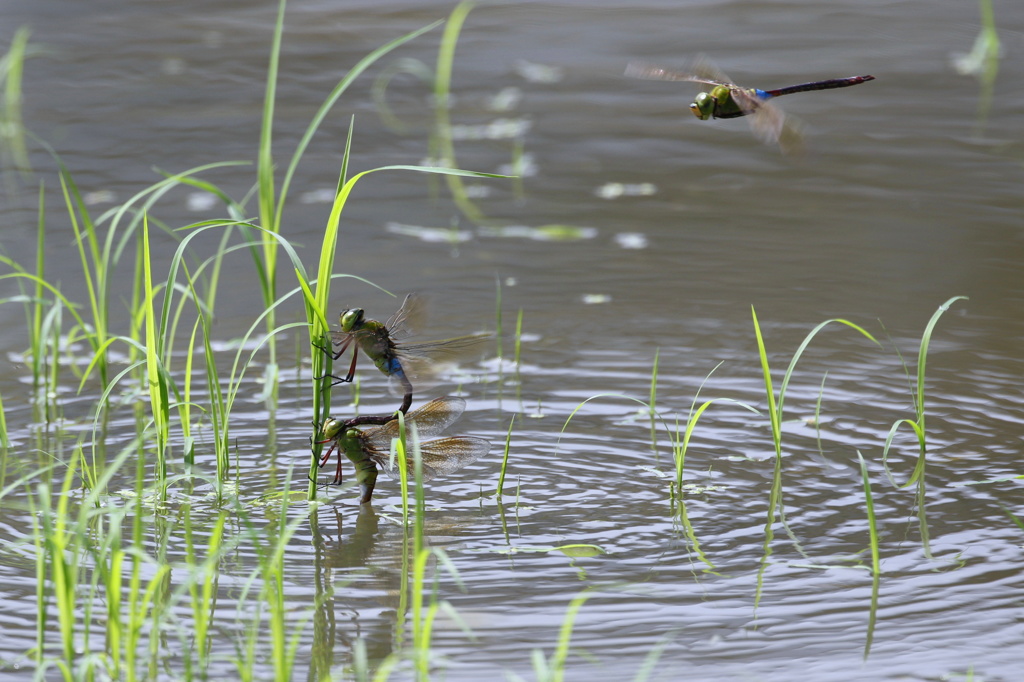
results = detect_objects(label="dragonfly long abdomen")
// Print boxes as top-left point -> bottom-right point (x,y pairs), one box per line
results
764,75 -> 874,98
342,432 -> 381,503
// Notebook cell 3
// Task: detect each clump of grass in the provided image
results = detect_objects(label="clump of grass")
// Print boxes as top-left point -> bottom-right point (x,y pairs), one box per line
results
372,0 -> 529,228
664,361 -> 757,574
881,295 -> 967,556
668,360 -> 759,492
750,306 -> 878,608
0,26 -> 38,179
951,0 -> 1001,128
882,296 -> 968,483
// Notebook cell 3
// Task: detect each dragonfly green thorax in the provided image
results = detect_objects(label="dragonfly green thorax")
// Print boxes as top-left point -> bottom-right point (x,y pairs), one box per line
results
690,85 -> 750,120
319,294 -> 491,417
316,396 -> 490,504
335,305 -> 404,381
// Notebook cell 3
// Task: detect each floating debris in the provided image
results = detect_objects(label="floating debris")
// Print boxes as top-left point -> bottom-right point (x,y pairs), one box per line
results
186,191 -> 217,212
514,59 -> 564,84
594,182 -> 658,200
487,86 -> 523,112
385,222 -> 473,243
300,188 -> 336,204
160,57 -> 186,76
202,31 -> 224,49
614,232 -> 649,249
680,483 -> 729,495
478,224 -> 597,241
497,152 -> 537,178
582,294 -> 612,304
463,184 -> 493,199
450,117 -> 532,141
419,156 -> 454,167
84,190 -> 116,206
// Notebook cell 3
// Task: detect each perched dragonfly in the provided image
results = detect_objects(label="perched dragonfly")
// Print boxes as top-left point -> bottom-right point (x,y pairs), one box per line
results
317,294 -> 490,417
316,396 -> 490,503
625,58 -> 874,152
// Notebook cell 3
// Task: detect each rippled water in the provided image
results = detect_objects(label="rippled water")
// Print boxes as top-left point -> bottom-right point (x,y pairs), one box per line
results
1,0 -> 1023,679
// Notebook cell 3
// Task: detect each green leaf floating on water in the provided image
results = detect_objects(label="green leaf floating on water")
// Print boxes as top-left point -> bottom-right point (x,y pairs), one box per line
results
250,490 -> 311,507
554,544 -> 606,558
482,543 -> 606,557
478,224 -> 597,241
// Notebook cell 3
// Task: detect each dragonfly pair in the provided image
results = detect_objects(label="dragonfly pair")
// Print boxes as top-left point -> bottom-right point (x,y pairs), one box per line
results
625,57 -> 875,153
313,294 -> 491,502
316,396 -> 490,504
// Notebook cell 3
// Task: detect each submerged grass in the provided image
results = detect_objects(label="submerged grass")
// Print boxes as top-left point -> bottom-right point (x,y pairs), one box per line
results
750,306 -> 878,609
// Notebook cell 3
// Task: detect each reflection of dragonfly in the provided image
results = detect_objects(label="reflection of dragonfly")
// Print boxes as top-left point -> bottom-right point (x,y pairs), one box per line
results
318,294 -> 490,416
317,396 -> 490,503
625,59 -> 874,152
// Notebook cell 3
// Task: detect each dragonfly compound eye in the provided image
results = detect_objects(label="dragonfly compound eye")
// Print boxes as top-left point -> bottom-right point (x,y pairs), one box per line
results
321,418 -> 343,439
340,308 -> 364,332
690,93 -> 713,120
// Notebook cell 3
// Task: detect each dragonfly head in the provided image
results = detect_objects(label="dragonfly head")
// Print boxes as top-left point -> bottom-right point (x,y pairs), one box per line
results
689,93 -> 715,120
340,308 -> 365,332
321,418 -> 344,440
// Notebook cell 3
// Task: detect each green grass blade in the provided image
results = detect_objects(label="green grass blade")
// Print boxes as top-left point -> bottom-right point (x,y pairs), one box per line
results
751,306 -> 780,454
432,1 -> 489,224
913,296 -> 968,428
274,20 -> 444,230
857,452 -> 881,576
549,591 -> 594,682
776,318 -> 878,420
496,414 -> 515,497
1,27 -> 33,174
257,0 -> 285,242
141,216 -> 169,483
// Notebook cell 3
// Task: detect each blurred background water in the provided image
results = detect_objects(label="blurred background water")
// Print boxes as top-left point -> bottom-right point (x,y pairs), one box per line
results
0,0 -> 1022,679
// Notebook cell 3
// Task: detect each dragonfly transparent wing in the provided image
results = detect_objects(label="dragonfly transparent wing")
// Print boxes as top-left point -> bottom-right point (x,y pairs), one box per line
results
625,61 -> 733,90
738,93 -> 804,154
377,436 -> 491,482
385,293 -> 427,341
367,396 -> 468,445
406,396 -> 467,437
417,436 -> 490,482
389,332 -> 492,394
688,55 -> 738,88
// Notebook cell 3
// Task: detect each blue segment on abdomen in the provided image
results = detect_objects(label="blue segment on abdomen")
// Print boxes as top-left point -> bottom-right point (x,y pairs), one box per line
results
754,89 -> 771,100
385,358 -> 405,377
